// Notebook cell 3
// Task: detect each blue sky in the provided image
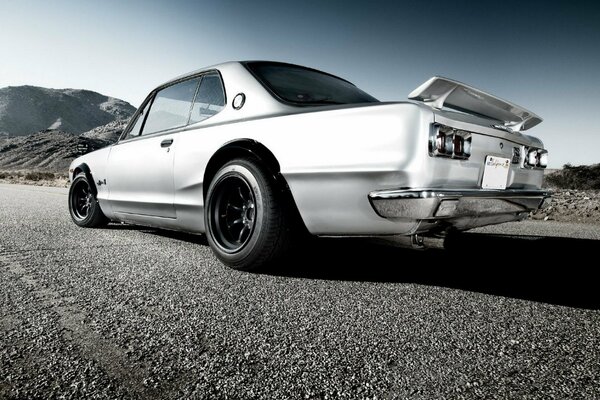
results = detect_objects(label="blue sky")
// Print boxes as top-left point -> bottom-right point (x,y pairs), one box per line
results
1,0 -> 599,167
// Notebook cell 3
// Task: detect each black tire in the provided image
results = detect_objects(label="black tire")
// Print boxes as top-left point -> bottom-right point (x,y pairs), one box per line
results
205,158 -> 292,270
68,173 -> 109,228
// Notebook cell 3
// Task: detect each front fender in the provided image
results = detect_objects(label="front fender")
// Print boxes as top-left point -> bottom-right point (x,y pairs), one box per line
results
72,163 -> 98,196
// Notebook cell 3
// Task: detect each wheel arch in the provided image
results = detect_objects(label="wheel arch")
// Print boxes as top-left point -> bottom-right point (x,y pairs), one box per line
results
72,163 -> 98,196
203,139 -> 308,233
203,139 -> 282,198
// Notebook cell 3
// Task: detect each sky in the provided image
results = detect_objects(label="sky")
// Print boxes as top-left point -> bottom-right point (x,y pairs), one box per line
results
1,0 -> 599,167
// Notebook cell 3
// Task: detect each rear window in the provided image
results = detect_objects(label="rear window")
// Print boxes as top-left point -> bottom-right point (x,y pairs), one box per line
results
189,73 -> 226,124
245,62 -> 378,106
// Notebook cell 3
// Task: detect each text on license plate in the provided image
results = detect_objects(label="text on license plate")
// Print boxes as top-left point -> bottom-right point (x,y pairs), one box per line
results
481,155 -> 510,189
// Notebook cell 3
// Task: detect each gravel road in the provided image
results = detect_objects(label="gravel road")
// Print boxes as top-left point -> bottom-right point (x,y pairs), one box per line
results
1,183 -> 599,399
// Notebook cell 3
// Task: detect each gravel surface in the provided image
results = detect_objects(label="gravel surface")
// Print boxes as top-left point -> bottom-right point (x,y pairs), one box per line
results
1,183 -> 599,399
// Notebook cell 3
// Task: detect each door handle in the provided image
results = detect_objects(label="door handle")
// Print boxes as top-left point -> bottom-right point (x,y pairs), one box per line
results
161,138 -> 174,148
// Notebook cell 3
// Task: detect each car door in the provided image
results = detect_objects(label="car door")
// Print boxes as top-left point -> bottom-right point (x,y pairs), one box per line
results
172,72 -> 227,231
106,77 -> 201,218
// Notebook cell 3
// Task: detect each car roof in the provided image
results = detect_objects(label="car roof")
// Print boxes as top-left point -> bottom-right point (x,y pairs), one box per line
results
160,61 -> 353,88
159,61 -> 241,87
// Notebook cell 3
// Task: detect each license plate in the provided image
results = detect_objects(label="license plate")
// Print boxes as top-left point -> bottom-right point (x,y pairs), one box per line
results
481,155 -> 510,189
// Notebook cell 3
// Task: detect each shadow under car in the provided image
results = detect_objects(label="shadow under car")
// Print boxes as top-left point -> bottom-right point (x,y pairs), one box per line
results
105,224 -> 600,310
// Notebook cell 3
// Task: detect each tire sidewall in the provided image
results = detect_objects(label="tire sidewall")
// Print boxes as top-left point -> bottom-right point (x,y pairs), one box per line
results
68,174 -> 100,227
205,161 -> 269,266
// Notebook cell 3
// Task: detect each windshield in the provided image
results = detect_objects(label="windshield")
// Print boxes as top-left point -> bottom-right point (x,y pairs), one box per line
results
244,62 -> 378,105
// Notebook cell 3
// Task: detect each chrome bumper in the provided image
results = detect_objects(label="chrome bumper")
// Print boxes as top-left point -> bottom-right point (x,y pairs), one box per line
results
369,188 -> 551,222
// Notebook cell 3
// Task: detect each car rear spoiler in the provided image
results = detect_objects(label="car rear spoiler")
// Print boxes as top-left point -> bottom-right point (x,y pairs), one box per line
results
408,76 -> 542,131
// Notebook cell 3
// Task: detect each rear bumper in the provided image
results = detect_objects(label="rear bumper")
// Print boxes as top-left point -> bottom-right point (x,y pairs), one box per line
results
369,188 -> 551,231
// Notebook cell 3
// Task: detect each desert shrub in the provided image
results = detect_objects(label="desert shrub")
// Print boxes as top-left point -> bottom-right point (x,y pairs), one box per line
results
24,171 -> 56,181
545,164 -> 600,189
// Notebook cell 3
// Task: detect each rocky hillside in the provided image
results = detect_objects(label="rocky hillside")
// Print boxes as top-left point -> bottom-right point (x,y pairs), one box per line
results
0,120 -> 127,172
0,86 -> 135,137
80,119 -> 129,142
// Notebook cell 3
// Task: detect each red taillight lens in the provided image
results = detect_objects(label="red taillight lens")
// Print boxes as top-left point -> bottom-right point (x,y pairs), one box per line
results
453,135 -> 464,156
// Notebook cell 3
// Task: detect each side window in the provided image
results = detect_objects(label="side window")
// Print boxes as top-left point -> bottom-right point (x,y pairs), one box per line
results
142,78 -> 200,135
124,100 -> 152,139
189,73 -> 225,124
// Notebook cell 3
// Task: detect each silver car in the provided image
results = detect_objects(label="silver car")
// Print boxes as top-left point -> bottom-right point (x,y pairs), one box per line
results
68,61 -> 550,270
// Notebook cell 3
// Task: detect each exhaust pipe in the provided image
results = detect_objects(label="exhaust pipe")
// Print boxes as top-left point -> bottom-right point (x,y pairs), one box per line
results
370,234 -> 446,250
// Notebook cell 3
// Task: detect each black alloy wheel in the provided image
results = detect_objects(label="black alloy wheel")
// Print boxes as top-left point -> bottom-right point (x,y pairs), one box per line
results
71,179 -> 94,221
205,158 -> 293,270
210,175 -> 257,252
68,173 -> 109,227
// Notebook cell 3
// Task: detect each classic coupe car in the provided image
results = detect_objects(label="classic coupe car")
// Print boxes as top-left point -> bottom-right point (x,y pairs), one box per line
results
68,61 -> 550,270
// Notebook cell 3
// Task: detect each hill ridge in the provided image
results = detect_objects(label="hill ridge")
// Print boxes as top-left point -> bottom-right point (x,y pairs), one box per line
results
0,85 -> 135,136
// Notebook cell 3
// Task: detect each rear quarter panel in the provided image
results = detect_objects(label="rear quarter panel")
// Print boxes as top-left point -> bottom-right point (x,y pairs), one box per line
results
174,102 -> 433,235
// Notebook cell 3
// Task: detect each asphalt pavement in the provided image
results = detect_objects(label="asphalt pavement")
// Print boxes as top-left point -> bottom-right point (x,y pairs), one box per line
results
1,183 -> 599,399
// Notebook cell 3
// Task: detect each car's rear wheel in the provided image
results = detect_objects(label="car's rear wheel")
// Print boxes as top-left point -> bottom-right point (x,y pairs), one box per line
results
68,173 -> 109,228
205,158 -> 292,270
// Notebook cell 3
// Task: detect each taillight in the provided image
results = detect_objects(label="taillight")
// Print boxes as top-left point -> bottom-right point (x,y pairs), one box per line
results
463,138 -> 471,157
539,152 -> 548,168
430,125 -> 471,159
527,149 -> 538,166
444,132 -> 454,154
524,147 -> 548,168
435,131 -> 446,154
453,134 -> 463,155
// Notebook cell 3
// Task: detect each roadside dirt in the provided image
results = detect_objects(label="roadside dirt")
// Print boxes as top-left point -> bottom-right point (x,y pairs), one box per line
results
531,189 -> 600,224
0,172 -> 68,187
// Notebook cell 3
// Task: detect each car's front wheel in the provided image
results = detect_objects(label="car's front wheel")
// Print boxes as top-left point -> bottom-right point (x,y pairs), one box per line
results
205,158 -> 292,270
68,173 -> 109,228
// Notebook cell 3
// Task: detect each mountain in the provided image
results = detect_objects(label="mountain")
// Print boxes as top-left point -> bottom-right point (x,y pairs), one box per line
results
0,120 -> 127,172
0,85 -> 136,137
